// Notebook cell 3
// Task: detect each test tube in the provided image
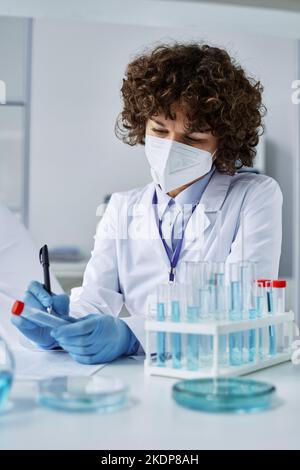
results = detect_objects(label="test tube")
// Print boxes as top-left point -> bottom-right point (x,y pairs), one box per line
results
272,280 -> 286,313
185,262 -> 201,370
248,280 -> 258,362
156,284 -> 167,367
266,280 -> 276,357
198,262 -> 213,367
169,283 -> 182,369
209,262 -> 226,320
228,263 -> 243,365
185,262 -> 214,370
256,280 -> 269,360
210,262 -> 227,365
272,280 -> 287,353
240,262 -> 256,363
257,279 -> 275,357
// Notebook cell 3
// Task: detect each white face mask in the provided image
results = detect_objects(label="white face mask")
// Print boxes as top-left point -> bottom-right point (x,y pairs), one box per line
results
145,134 -> 215,193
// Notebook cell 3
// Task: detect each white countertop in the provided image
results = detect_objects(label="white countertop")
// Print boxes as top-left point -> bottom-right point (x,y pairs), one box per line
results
1,358 -> 300,450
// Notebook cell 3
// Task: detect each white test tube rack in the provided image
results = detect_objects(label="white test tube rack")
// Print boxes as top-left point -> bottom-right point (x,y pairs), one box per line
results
144,311 -> 295,379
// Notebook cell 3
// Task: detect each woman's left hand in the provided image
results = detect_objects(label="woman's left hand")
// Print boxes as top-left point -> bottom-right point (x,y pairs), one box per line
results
50,313 -> 139,364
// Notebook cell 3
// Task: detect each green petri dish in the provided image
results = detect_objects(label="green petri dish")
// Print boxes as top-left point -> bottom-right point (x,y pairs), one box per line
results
38,376 -> 128,413
172,377 -> 276,413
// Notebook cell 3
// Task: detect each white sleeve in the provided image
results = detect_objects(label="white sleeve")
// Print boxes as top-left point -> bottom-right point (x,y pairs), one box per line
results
0,204 -> 62,300
226,176 -> 283,279
70,194 -> 124,317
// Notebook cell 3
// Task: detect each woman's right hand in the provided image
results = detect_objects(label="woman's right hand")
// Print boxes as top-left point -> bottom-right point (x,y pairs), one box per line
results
11,281 -> 70,349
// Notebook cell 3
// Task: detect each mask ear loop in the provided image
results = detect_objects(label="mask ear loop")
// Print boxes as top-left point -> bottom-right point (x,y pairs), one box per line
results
211,148 -> 217,161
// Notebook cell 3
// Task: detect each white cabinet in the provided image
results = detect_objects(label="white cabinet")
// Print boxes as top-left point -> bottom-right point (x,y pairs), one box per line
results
0,17 -> 32,224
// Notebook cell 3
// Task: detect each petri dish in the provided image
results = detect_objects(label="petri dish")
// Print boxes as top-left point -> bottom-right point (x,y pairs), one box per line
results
172,377 -> 276,413
38,376 -> 128,412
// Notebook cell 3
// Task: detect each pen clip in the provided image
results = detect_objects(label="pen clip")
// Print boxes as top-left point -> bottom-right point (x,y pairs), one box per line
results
39,247 -> 43,265
39,244 -> 49,266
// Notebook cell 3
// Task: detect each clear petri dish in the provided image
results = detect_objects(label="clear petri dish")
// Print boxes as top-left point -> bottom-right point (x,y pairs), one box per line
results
172,377 -> 276,413
38,376 -> 128,413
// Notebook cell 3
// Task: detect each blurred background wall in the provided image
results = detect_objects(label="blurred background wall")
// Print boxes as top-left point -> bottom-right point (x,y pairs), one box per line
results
0,13 -> 298,304
28,20 -> 296,274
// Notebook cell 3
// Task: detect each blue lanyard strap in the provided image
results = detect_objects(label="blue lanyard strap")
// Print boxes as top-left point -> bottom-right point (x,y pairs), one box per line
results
158,218 -> 184,282
153,190 -> 196,282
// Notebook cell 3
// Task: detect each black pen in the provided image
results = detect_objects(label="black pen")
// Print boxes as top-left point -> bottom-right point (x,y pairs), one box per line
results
39,244 -> 52,314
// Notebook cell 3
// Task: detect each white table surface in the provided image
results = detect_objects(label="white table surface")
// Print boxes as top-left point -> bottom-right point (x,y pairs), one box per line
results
1,358 -> 300,450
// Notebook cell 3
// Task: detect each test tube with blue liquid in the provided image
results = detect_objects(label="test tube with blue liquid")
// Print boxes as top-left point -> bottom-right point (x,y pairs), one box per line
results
185,262 -> 201,370
228,262 -> 243,366
266,280 -> 276,357
210,261 -> 227,365
240,261 -> 257,363
0,338 -> 14,411
156,284 -> 167,367
256,279 -> 275,357
169,283 -> 182,369
198,264 -> 213,369
247,276 -> 259,363
256,280 -> 269,360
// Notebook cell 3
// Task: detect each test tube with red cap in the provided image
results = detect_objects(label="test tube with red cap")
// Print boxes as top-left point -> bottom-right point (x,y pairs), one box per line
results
272,280 -> 286,314
11,300 -> 74,329
256,280 -> 270,359
272,280 -> 287,353
257,279 -> 276,356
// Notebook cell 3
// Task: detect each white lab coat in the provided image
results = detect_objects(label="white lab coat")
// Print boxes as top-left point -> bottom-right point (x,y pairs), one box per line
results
0,203 -> 62,301
70,170 -> 282,351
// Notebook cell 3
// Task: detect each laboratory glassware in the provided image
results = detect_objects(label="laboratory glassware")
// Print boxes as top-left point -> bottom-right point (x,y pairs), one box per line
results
38,376 -> 128,412
11,300 -> 76,329
172,377 -> 276,413
0,336 -> 14,411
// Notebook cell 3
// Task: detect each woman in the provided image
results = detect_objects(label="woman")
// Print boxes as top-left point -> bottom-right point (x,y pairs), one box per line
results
12,43 -> 282,364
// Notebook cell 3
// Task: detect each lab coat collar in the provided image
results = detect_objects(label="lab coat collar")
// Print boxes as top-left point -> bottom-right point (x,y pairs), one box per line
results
200,169 -> 233,211
136,169 -> 233,268
179,169 -> 233,260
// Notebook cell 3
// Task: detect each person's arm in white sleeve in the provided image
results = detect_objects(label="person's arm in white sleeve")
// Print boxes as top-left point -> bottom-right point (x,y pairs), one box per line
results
226,176 -> 283,279
70,194 -> 140,355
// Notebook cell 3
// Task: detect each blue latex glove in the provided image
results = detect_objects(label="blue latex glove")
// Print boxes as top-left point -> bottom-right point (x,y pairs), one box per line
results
51,313 -> 139,364
11,280 -> 70,350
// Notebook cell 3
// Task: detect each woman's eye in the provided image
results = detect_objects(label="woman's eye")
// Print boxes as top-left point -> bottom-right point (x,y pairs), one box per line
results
185,136 -> 205,143
151,128 -> 167,134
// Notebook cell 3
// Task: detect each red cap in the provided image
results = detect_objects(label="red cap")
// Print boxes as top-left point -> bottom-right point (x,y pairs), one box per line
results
272,280 -> 286,288
256,279 -> 271,287
12,300 -> 25,316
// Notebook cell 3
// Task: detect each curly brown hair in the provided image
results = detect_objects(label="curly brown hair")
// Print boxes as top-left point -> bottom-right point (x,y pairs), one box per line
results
116,42 -> 266,175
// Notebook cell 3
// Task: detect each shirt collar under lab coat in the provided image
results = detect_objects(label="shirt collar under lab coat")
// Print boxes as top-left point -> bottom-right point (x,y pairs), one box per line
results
155,165 -> 216,220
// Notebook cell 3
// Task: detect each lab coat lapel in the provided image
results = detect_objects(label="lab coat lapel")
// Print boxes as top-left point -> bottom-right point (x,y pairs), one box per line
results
180,170 -> 233,261
133,183 -> 171,268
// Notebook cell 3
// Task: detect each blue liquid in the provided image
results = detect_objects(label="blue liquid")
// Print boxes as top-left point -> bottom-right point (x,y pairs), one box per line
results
187,306 -> 199,370
229,333 -> 243,365
230,281 -> 242,320
248,308 -> 256,362
229,281 -> 243,366
256,295 -> 266,359
256,296 -> 264,318
215,273 -> 225,317
199,335 -> 213,368
0,371 -> 13,409
171,301 -> 181,369
267,292 -> 276,356
156,302 -> 166,367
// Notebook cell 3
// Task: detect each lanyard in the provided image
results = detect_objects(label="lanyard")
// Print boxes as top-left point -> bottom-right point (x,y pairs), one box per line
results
153,191 -> 196,282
